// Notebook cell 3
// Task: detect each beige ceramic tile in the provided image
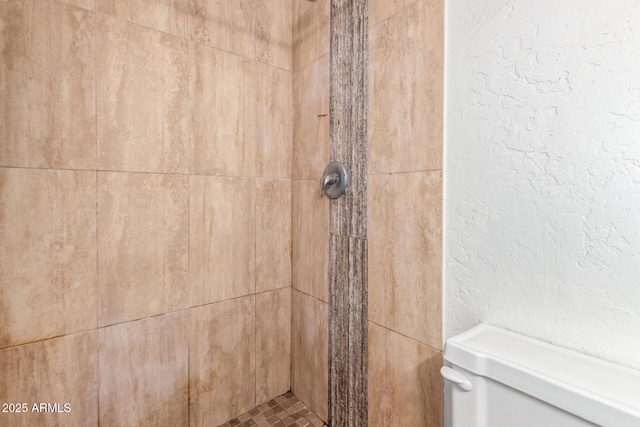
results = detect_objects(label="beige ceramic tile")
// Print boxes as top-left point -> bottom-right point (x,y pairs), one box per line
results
0,0 -> 95,169
58,0 -> 95,10
292,0 -> 329,71
368,171 -> 442,348
368,0 -> 443,174
97,0 -> 187,37
0,168 -> 96,349
256,0 -> 292,70
190,176 -> 255,306
256,288 -> 291,405
316,0 -> 330,60
369,0 -> 419,27
256,180 -> 292,293
292,180 -> 329,302
190,296 -> 256,426
256,63 -> 292,179
0,332 -> 98,426
97,172 -> 188,326
368,322 -> 442,427
291,290 -> 328,422
293,56 -> 330,180
292,0 -> 314,71
189,0 -> 255,58
99,312 -> 188,427
189,42 -> 256,176
97,14 -> 188,174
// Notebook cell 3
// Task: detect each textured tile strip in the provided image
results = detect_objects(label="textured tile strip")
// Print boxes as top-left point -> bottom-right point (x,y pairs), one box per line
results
328,0 -> 369,425
217,392 -> 327,427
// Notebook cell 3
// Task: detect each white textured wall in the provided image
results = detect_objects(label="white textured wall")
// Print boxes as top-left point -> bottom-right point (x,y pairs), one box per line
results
444,0 -> 640,370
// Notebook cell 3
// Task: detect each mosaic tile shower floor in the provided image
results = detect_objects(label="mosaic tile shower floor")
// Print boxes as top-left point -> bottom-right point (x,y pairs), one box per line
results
217,392 -> 327,427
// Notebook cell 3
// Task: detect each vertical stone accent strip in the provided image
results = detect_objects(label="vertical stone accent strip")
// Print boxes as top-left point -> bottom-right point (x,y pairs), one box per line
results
328,0 -> 368,425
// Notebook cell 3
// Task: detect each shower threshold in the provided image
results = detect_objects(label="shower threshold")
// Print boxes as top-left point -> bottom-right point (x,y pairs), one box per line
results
217,391 -> 327,427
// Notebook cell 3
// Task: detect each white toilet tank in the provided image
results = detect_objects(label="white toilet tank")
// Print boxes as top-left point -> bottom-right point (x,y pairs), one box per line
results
442,324 -> 640,427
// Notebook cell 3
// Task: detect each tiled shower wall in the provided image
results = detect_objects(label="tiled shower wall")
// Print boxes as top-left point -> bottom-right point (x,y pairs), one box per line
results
291,0 -> 331,423
0,0 -> 292,426
367,0 -> 444,425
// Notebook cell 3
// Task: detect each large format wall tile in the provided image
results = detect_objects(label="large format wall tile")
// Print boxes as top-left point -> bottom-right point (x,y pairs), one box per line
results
0,0 -> 95,169
190,297 -> 256,427
190,176 -> 255,306
256,0 -> 292,70
97,15 -> 188,174
368,171 -> 442,348
369,0 -> 443,174
292,180 -> 329,302
292,290 -> 328,422
368,322 -> 442,427
256,63 -> 292,179
316,0 -> 330,63
292,0 -> 314,71
256,179 -> 292,293
293,55 -> 330,180
189,42 -> 255,176
292,0 -> 329,71
99,312 -> 188,427
189,0 -> 255,59
58,0 -> 95,10
369,0 -> 419,27
0,168 -> 96,349
0,332 -> 98,426
97,0 -> 187,37
256,288 -> 291,405
98,172 -> 189,326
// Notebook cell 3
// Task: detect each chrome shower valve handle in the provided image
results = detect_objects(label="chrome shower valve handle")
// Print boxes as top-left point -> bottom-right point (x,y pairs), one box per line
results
320,161 -> 348,199
320,172 -> 340,197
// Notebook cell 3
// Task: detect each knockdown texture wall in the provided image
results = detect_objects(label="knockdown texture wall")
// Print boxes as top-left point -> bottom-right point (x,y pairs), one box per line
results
446,0 -> 640,370
0,1 -> 292,425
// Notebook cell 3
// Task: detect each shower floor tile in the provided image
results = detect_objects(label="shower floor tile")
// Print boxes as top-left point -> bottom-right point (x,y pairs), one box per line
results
217,392 -> 327,427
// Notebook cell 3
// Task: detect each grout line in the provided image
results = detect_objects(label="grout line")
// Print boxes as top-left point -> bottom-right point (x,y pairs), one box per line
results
93,3 -> 101,424
368,319 -> 443,353
186,4 -> 191,423
291,178 -> 324,183
185,1 -> 194,426
186,307 -> 191,427
289,1 -> 297,397
0,165 -> 98,173
256,58 -> 293,73
0,164 -> 443,181
0,165 -> 292,181
190,37 -> 263,64
369,0 -> 421,31
289,177 -> 295,394
95,10 -> 186,42
293,52 -> 330,75
254,10 -> 259,407
291,287 -> 328,306
254,181 -> 258,409
30,288 -> 288,337
0,328 -> 95,352
96,307 -> 191,330
254,176 -> 293,182
368,168 -> 444,176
